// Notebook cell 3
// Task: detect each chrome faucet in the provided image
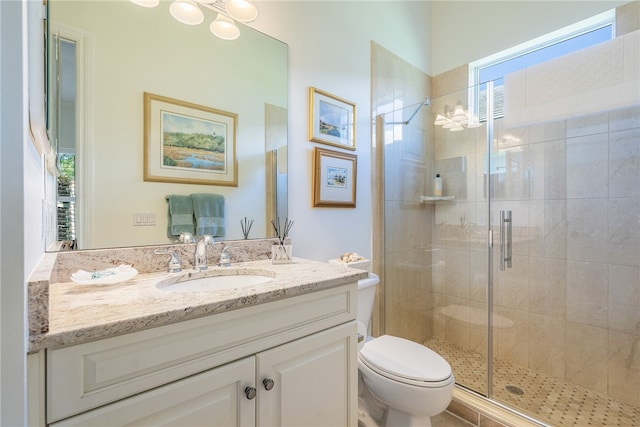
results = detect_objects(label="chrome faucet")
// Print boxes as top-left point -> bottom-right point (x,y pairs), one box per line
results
154,249 -> 182,273
195,235 -> 214,270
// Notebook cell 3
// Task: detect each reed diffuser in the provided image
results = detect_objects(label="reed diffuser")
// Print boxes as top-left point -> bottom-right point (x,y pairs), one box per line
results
270,217 -> 293,263
240,217 -> 254,240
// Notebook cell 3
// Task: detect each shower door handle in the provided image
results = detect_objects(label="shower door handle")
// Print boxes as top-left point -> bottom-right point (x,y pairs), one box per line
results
500,210 -> 513,270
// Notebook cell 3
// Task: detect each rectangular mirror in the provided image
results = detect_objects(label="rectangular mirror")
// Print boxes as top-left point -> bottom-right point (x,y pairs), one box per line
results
47,0 -> 288,251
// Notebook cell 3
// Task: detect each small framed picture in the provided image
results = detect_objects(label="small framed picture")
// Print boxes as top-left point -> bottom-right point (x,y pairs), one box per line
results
313,147 -> 357,208
143,92 -> 238,186
308,87 -> 356,151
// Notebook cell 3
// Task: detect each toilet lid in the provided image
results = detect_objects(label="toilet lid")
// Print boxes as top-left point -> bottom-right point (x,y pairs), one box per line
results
360,335 -> 452,382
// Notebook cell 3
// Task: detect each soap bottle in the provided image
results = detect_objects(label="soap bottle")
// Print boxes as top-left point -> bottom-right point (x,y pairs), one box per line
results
434,174 -> 443,197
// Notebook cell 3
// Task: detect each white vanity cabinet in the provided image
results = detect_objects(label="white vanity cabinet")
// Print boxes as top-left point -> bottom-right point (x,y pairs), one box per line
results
38,284 -> 358,427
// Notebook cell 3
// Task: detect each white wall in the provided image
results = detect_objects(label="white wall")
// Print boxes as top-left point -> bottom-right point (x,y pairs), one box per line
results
1,1 -> 42,424
252,1 -> 432,262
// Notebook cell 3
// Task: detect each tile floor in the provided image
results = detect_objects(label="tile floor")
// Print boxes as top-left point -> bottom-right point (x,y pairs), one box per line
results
425,338 -> 640,427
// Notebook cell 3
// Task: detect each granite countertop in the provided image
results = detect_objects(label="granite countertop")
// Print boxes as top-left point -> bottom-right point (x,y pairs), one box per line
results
29,258 -> 368,352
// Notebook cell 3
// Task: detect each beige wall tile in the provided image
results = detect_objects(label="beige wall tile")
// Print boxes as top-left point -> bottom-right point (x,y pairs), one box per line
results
529,257 -> 566,319
609,264 -> 640,335
529,313 -> 565,378
616,1 -> 640,36
565,322 -> 608,393
566,260 -> 609,328
566,199 -> 608,262
609,128 -> 640,199
608,330 -> 640,406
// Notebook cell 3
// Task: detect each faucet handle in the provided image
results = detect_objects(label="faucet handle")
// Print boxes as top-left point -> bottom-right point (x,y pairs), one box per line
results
154,249 -> 182,273
199,235 -> 215,245
219,247 -> 232,267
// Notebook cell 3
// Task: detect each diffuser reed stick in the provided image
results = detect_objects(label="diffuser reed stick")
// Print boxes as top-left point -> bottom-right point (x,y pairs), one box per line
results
240,217 -> 254,240
271,217 -> 294,246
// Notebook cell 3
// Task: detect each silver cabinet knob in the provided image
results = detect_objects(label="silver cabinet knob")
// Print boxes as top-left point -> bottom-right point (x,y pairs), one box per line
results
244,386 -> 257,400
263,378 -> 275,391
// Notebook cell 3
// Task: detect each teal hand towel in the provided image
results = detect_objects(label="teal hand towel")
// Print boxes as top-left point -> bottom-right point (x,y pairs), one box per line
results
191,193 -> 225,237
166,195 -> 195,236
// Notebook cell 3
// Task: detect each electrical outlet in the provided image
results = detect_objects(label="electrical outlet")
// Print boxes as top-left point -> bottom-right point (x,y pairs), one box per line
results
133,211 -> 156,226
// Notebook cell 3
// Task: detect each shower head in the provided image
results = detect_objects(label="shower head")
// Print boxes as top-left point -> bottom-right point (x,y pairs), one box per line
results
379,97 -> 430,125
395,98 -> 430,125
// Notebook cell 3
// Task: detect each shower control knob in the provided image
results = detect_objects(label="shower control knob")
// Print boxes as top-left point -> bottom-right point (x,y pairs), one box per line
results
263,378 -> 275,390
244,386 -> 257,400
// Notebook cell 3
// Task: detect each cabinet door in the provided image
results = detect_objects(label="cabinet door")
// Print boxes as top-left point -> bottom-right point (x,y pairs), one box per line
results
51,357 -> 256,427
256,322 -> 357,427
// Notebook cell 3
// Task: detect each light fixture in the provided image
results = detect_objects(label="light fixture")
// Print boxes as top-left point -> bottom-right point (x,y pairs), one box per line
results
130,0 -> 258,40
434,101 -> 482,131
225,0 -> 258,23
170,0 -> 204,25
210,14 -> 240,40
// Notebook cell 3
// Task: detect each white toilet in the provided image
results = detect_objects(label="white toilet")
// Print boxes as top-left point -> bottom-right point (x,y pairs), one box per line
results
357,273 -> 454,427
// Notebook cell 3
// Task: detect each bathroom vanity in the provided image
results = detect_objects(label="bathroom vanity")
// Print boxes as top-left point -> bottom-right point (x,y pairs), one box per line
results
27,247 -> 367,426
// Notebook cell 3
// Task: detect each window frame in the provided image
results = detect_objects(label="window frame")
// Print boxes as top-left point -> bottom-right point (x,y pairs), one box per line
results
468,9 -> 616,120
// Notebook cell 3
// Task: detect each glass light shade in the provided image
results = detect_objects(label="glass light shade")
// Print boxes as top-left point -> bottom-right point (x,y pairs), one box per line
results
434,114 -> 449,126
130,0 -> 160,7
451,103 -> 467,122
442,121 -> 458,129
170,0 -> 204,25
210,14 -> 240,40
449,124 -> 464,132
225,0 -> 258,23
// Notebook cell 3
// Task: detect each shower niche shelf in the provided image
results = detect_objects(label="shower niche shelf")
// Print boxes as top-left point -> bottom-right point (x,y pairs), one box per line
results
420,195 -> 456,204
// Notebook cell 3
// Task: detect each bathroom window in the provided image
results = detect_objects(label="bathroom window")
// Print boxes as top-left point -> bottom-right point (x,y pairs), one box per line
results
57,152 -> 76,243
469,9 -> 615,119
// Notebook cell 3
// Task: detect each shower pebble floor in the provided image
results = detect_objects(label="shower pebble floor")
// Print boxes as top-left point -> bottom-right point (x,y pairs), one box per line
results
425,337 -> 640,427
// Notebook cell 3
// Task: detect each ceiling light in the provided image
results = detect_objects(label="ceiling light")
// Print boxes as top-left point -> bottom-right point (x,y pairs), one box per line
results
131,0 -> 257,40
169,0 -> 204,25
210,14 -> 240,40
225,0 -> 258,23
434,101 -> 482,132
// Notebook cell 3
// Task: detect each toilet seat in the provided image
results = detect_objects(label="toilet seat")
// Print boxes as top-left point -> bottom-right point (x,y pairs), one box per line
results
359,335 -> 453,388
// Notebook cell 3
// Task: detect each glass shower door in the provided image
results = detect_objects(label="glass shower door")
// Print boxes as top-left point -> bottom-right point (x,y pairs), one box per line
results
424,84 -> 492,397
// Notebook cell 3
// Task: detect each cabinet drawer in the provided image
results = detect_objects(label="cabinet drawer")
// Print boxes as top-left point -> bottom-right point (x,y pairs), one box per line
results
51,357 -> 256,427
47,284 -> 355,422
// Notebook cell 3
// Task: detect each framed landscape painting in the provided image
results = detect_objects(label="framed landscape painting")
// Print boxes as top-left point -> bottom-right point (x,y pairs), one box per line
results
308,87 -> 356,150
143,92 -> 238,186
313,147 -> 357,208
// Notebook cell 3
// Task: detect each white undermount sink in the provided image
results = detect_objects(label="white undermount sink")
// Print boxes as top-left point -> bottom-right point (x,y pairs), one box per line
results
156,270 -> 275,292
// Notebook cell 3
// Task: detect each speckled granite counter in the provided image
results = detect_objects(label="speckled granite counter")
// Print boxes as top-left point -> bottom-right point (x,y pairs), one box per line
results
28,242 -> 368,352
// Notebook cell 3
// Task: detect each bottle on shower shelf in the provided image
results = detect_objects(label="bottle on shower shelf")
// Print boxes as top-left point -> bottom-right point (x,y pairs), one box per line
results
434,173 -> 443,197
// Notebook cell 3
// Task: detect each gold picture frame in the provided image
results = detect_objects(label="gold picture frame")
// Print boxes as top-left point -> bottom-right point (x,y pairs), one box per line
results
143,92 -> 238,186
308,87 -> 356,151
313,147 -> 357,208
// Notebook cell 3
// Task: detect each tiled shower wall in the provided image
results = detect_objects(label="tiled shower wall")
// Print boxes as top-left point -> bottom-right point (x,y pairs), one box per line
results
429,6 -> 639,405
431,99 -> 640,407
371,42 -> 434,342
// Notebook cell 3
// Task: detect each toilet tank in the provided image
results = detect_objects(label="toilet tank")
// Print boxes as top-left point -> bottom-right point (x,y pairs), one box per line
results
357,273 -> 379,329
